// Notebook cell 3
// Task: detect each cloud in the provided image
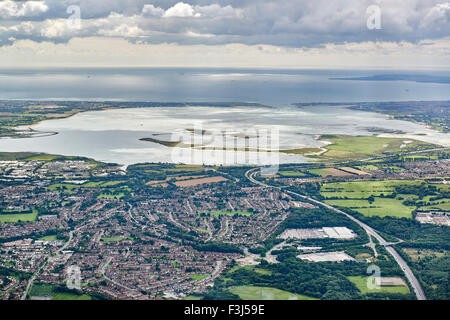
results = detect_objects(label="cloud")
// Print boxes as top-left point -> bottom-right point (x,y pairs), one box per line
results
2,36 -> 450,69
142,4 -> 164,17
162,2 -> 201,18
0,0 -> 449,50
420,2 -> 450,29
99,24 -> 145,37
0,0 -> 48,18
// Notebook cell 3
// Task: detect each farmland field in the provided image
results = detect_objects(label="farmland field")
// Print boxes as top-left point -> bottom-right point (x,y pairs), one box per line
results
320,180 -> 421,199
325,198 -> 414,218
174,176 -> 227,187
320,179 -> 449,218
229,286 -> 317,300
278,171 -> 307,177
347,276 -> 410,295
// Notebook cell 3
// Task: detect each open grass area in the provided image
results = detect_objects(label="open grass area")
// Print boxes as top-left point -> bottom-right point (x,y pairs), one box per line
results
325,198 -> 414,218
0,152 -> 39,161
83,180 -> 126,187
315,135 -> 436,161
419,201 -> 450,211
199,210 -> 253,217
189,274 -> 209,281
24,154 -> 61,161
101,236 -> 133,242
356,165 -> 379,171
81,181 -> 104,187
347,276 -> 410,295
278,170 -> 307,177
320,179 -> 448,219
100,180 -> 126,187
166,167 -> 205,172
228,265 -> 272,275
30,283 -> 53,296
320,180 -> 421,198
38,235 -> 57,241
184,295 -> 203,300
29,283 -> 91,300
308,168 -> 332,176
229,286 -> 317,300
0,209 -> 38,224
52,293 -> 92,300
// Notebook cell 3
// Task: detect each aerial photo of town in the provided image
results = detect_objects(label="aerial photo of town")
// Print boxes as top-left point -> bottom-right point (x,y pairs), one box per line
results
0,0 -> 449,305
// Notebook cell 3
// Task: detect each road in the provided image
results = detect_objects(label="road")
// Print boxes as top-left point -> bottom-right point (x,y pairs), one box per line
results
245,168 -> 427,300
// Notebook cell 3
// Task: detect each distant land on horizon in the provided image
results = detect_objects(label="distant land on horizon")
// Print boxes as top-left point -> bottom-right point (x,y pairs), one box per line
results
330,74 -> 450,84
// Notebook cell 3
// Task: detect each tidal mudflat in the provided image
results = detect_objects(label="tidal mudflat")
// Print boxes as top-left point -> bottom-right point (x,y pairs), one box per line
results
0,105 -> 448,166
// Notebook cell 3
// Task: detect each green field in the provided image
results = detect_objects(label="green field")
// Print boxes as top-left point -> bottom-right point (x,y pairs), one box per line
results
100,180 -> 126,187
308,168 -> 332,176
101,236 -> 133,242
325,198 -> 414,218
229,286 -> 317,300
83,181 -> 125,187
189,274 -> 209,281
419,201 -> 450,211
50,181 -> 127,195
199,211 -> 253,217
356,165 -> 379,171
30,283 -> 53,296
184,295 -> 203,300
278,171 -> 307,177
315,135 -> 435,161
347,276 -> 410,295
403,154 -> 438,160
228,265 -> 271,275
52,293 -> 92,300
320,180 -> 421,198
24,154 -> 60,161
0,209 -> 38,224
82,181 -> 104,187
29,284 -> 92,300
320,179 -> 448,218
38,235 -> 57,241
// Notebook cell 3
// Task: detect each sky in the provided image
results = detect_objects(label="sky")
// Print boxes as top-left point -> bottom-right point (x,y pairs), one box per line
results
0,0 -> 449,69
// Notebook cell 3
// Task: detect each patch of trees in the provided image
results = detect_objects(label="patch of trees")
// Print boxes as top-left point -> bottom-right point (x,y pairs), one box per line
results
0,266 -> 30,281
353,213 -> 449,249
396,247 -> 449,300
193,242 -> 243,254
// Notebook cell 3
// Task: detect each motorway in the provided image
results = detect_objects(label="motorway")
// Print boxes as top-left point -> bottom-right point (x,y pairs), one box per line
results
245,168 -> 427,300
